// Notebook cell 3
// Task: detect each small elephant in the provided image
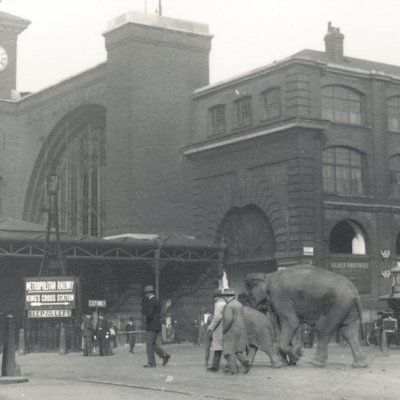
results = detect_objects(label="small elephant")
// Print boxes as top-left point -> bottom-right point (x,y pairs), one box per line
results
245,265 -> 367,368
242,306 -> 283,370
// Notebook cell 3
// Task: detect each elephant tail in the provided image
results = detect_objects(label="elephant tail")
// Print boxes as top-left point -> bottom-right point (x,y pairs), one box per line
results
354,296 -> 365,340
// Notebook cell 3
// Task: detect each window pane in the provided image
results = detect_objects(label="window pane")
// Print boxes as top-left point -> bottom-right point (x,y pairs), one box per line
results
321,86 -> 363,125
322,147 -> 365,195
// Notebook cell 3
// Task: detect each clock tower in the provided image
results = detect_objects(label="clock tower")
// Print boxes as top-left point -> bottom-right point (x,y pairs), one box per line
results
0,11 -> 30,100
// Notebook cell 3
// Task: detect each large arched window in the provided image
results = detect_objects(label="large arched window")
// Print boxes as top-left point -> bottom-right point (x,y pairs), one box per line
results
329,220 -> 367,255
24,105 -> 106,237
388,96 -> 400,131
321,85 -> 364,125
322,146 -> 366,195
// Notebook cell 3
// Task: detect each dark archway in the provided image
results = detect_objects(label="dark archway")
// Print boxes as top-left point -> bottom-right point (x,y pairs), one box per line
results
216,204 -> 276,289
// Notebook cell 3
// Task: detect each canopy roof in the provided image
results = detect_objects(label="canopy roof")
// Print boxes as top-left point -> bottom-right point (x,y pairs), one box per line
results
0,218 -> 221,263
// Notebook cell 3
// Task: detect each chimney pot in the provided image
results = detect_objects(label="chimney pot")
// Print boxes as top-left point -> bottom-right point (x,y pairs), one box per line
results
324,22 -> 344,61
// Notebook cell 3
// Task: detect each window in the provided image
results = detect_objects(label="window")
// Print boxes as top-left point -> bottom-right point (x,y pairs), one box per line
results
329,220 -> 366,254
261,88 -> 280,120
322,147 -> 366,195
234,96 -> 252,128
208,104 -> 226,135
321,86 -> 363,125
389,155 -> 400,197
388,96 -> 400,131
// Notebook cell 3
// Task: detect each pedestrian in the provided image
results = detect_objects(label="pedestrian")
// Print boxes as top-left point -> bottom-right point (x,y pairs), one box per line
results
142,284 -> 171,368
198,318 -> 207,346
125,317 -> 136,353
207,289 -> 225,372
221,288 -> 250,375
81,313 -> 94,356
95,314 -> 109,356
109,322 -> 118,349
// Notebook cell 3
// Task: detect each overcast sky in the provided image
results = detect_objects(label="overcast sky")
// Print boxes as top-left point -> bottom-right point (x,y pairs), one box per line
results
2,0 -> 400,93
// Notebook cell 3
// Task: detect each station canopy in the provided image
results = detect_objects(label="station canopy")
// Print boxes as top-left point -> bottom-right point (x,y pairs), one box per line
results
0,217 -> 221,264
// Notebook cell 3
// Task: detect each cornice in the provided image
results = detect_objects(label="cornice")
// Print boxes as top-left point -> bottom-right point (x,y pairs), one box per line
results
183,118 -> 327,156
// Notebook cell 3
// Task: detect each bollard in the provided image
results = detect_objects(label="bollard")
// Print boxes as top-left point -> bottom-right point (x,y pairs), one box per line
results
18,328 -> 25,355
1,314 -> 17,376
379,330 -> 389,357
59,323 -> 67,355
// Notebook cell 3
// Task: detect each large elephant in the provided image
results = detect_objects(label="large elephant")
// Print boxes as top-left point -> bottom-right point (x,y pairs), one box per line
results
245,265 -> 368,368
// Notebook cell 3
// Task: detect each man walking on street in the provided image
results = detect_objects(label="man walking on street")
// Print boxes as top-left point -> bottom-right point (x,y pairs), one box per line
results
142,285 -> 171,368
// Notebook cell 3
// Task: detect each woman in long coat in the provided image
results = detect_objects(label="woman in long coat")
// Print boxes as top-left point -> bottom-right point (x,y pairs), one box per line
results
222,289 -> 249,374
207,290 -> 225,371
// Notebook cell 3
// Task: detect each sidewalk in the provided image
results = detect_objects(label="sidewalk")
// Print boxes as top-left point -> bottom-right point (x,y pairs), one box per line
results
1,343 -> 400,400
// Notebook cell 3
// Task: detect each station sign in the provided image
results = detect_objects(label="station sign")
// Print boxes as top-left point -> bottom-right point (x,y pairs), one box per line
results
25,277 -> 76,315
88,299 -> 106,308
27,310 -> 72,318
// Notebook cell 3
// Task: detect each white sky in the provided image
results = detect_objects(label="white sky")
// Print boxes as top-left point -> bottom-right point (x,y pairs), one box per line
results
2,0 -> 400,93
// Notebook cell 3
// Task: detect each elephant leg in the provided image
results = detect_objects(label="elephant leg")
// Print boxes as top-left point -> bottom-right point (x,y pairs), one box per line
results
292,327 -> 303,359
278,315 -> 300,365
247,345 -> 257,367
312,312 -> 342,367
339,323 -> 368,368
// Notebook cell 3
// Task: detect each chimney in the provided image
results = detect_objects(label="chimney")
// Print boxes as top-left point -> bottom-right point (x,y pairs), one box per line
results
324,22 -> 344,61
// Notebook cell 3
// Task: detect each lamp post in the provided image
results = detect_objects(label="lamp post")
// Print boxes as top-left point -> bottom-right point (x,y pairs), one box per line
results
39,171 -> 66,277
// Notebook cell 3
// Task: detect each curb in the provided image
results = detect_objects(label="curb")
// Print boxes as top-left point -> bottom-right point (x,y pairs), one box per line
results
0,377 -> 29,385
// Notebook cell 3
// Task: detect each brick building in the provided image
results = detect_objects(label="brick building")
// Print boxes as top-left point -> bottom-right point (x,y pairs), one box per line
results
0,9 -> 399,333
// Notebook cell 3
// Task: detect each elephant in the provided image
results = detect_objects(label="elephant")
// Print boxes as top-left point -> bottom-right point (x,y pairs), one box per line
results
245,265 -> 368,368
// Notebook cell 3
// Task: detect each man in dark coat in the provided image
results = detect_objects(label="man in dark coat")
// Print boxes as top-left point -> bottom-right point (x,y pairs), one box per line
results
125,317 -> 136,353
95,314 -> 109,356
221,288 -> 249,374
142,285 -> 171,367
81,314 -> 94,356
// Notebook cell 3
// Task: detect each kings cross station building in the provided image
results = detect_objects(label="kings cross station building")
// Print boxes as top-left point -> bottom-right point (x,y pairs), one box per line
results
1,7 -> 400,350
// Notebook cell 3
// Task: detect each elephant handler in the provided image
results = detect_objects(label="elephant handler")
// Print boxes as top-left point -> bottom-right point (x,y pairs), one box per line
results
207,289 -> 225,372
221,288 -> 250,375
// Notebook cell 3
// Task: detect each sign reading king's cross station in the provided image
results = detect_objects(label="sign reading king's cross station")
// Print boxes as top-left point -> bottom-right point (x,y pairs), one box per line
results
25,277 -> 76,318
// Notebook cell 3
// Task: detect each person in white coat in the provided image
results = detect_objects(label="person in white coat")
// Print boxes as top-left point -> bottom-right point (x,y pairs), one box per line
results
207,289 -> 225,371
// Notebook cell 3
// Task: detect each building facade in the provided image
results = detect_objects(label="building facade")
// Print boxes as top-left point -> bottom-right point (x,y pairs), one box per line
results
1,10 -> 400,328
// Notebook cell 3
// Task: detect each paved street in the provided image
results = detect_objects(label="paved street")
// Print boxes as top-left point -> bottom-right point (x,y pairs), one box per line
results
1,343 -> 400,400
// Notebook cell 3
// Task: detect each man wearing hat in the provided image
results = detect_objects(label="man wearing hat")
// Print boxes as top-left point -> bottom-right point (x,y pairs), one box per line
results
142,284 -> 171,368
221,288 -> 250,374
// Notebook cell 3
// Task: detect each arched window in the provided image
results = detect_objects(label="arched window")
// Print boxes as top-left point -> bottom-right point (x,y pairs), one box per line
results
24,105 -> 106,237
388,96 -> 400,131
322,146 -> 366,195
321,85 -> 364,125
260,88 -> 281,120
329,220 -> 366,255
389,155 -> 400,198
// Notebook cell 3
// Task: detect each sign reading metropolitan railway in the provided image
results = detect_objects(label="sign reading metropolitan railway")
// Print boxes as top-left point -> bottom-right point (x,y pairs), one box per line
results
25,276 -> 76,318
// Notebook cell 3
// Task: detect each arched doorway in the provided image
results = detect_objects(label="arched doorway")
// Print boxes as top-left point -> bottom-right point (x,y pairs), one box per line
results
216,204 -> 277,291
329,219 -> 367,255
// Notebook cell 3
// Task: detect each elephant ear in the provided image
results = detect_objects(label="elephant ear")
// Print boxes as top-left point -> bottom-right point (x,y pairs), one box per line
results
245,273 -> 267,305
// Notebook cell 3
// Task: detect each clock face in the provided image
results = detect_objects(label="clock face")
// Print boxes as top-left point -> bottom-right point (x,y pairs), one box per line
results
0,46 -> 8,71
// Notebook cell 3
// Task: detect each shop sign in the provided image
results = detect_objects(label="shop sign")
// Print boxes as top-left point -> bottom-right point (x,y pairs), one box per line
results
25,276 -> 76,311
303,246 -> 314,256
88,300 -> 106,308
329,261 -> 370,293
27,309 -> 72,318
